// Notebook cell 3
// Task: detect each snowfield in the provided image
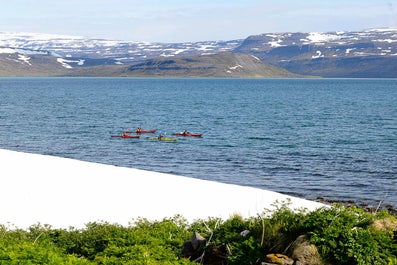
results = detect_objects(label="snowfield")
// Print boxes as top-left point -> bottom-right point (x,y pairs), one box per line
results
0,149 -> 326,229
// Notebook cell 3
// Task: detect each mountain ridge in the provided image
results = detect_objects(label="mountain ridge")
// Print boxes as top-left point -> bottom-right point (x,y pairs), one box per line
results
235,28 -> 397,77
1,28 -> 396,77
61,52 -> 303,78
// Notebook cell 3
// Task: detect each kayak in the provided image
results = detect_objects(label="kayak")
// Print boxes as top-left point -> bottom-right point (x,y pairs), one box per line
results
111,135 -> 140,139
136,129 -> 157,134
172,132 -> 203,137
125,129 -> 157,134
145,137 -> 178,142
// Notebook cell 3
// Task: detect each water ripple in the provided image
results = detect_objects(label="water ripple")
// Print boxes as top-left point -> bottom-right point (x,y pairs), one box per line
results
0,77 -> 396,208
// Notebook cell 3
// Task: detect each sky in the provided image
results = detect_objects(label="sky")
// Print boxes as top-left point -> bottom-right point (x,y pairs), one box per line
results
1,0 -> 397,42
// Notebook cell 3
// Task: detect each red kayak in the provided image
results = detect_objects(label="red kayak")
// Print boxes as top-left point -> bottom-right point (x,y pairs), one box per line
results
124,129 -> 157,134
172,132 -> 203,137
111,135 -> 140,139
135,129 -> 157,134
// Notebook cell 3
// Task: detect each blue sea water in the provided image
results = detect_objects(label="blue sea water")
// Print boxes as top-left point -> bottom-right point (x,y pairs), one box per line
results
0,77 -> 396,207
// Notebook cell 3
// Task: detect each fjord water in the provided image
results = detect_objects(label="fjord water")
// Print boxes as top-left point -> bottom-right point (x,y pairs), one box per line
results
1,78 -> 396,207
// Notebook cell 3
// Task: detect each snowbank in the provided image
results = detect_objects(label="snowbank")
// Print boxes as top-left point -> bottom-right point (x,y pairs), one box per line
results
0,149 -> 325,229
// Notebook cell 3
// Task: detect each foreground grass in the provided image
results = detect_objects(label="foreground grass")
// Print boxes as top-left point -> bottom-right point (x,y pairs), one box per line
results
0,204 -> 396,265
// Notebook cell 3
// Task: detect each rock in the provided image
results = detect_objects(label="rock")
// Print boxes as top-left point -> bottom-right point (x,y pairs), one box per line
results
371,218 -> 397,232
240,229 -> 251,237
180,232 -> 207,261
191,231 -> 206,250
290,235 -> 324,265
202,244 -> 229,265
180,232 -> 230,265
264,253 -> 294,265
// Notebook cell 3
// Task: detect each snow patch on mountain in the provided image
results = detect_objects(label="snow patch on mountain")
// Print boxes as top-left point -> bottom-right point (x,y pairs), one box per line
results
57,58 -> 85,69
304,32 -> 342,44
312,51 -> 324,59
269,39 -> 284,47
376,39 -> 397,43
0,47 -> 47,55
18,55 -> 31,65
346,48 -> 355,54
229,64 -> 243,70
0,48 -> 16,54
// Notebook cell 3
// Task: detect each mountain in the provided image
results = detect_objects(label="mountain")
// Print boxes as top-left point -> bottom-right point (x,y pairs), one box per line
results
0,48 -> 70,76
1,29 -> 396,77
0,33 -> 297,77
124,52 -> 301,78
234,28 -> 397,77
0,32 -> 242,65
62,52 -> 300,78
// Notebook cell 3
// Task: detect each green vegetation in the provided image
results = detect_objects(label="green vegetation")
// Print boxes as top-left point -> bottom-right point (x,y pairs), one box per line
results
0,205 -> 396,265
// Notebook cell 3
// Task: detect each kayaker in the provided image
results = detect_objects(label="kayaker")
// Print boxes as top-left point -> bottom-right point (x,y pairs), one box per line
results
136,127 -> 141,133
158,134 -> 163,140
183,130 -> 189,135
121,132 -> 128,138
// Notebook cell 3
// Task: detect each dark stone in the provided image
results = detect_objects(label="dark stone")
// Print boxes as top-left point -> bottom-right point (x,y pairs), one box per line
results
180,232 -> 207,261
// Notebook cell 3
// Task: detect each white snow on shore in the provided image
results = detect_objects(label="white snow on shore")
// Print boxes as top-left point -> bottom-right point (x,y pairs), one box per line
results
0,149 -> 326,229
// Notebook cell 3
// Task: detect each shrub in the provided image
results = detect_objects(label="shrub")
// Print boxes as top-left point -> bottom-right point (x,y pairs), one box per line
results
304,205 -> 397,265
0,206 -> 396,264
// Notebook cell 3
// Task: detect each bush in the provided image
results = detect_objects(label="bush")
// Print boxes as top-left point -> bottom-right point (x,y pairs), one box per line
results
0,206 -> 396,264
304,205 -> 397,265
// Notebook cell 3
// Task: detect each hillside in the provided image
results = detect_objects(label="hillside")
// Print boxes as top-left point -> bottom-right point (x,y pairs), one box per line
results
123,52 -> 301,78
0,47 -> 301,78
0,48 -> 69,76
0,32 -> 242,65
1,29 -> 397,77
66,52 -> 302,78
234,29 -> 397,77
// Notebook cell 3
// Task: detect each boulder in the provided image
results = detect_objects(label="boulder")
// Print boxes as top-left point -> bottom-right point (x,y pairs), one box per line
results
180,232 -> 207,260
290,235 -> 324,265
180,232 -> 230,264
371,217 -> 397,232
264,253 -> 294,265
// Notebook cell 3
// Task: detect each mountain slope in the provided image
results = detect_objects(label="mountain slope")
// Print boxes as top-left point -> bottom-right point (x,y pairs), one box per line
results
124,52 -> 301,78
0,48 -> 299,78
234,29 -> 397,77
0,32 -> 242,64
0,49 -> 70,76
65,52 -> 302,78
1,29 -> 397,77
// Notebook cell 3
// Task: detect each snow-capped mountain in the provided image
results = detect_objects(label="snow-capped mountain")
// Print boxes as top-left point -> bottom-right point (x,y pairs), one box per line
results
0,32 -> 242,65
235,28 -> 397,77
237,28 -> 397,55
1,29 -> 396,77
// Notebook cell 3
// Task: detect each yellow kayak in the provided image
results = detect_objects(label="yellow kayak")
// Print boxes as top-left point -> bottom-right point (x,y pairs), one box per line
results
145,137 -> 178,142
